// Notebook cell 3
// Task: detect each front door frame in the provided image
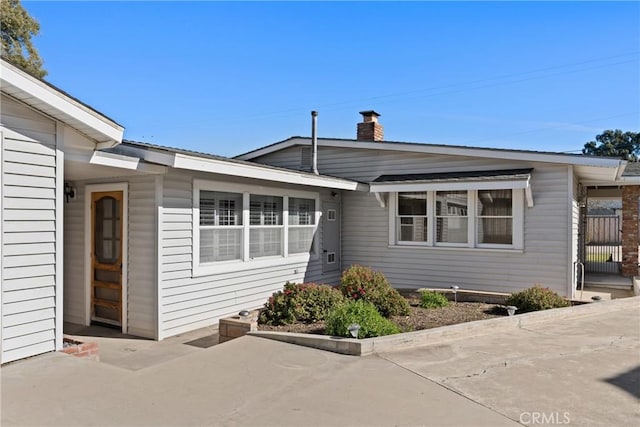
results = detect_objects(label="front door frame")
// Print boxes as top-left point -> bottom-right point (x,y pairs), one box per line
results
84,183 -> 128,332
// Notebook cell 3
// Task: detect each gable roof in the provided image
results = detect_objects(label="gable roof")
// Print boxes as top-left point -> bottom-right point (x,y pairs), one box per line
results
106,140 -> 363,191
236,136 -> 626,184
1,57 -> 124,147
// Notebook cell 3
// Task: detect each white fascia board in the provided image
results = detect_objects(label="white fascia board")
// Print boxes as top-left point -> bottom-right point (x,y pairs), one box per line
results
173,153 -> 361,191
1,61 -> 124,144
369,178 -> 529,193
68,151 -> 167,174
117,145 -> 177,167
90,151 -> 140,170
582,177 -> 640,187
240,137 -> 625,169
618,176 -> 640,183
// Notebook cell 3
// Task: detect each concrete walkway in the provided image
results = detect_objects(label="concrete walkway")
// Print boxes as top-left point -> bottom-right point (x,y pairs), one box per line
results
2,304 -> 639,426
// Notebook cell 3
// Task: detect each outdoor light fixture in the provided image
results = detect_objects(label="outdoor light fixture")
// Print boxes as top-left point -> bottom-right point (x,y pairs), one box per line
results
64,182 -> 76,203
451,285 -> 460,303
506,306 -> 518,316
347,323 -> 361,339
238,310 -> 250,321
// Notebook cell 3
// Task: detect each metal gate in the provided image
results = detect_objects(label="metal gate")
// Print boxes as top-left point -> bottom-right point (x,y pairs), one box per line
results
584,215 -> 621,273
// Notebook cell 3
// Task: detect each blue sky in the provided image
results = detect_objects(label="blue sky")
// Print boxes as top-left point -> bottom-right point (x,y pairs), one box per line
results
24,1 -> 640,157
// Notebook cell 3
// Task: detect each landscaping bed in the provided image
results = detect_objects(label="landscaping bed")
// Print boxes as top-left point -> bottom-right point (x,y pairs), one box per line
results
258,290 -> 505,335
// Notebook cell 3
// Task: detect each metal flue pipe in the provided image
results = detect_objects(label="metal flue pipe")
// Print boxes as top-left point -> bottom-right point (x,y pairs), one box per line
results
311,110 -> 319,175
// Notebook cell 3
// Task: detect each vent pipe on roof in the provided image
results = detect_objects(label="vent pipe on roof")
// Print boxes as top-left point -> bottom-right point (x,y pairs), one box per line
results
311,110 -> 319,175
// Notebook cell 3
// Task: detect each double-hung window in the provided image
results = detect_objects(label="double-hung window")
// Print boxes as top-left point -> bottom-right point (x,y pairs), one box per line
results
477,189 -> 513,245
397,192 -> 428,243
249,195 -> 283,258
199,191 -> 243,263
436,191 -> 468,244
193,180 -> 320,275
392,189 -> 522,250
288,197 -> 316,254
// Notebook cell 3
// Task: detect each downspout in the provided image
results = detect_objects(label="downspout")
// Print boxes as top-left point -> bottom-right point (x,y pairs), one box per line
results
311,111 -> 319,175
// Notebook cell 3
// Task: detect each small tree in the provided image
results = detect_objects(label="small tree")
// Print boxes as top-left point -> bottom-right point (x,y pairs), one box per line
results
582,130 -> 640,161
1,0 -> 47,78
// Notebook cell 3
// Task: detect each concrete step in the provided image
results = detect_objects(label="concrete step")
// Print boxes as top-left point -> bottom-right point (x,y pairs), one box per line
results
573,290 -> 612,303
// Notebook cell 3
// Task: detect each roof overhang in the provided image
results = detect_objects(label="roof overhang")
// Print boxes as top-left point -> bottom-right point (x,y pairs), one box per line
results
369,169 -> 534,208
173,154 -> 363,190
110,143 -> 364,191
1,58 -> 124,148
237,137 -> 626,170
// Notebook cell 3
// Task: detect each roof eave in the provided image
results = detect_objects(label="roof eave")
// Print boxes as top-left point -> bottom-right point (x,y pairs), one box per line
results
1,58 -> 124,147
237,137 -> 625,168
172,153 -> 362,191
112,142 -> 363,191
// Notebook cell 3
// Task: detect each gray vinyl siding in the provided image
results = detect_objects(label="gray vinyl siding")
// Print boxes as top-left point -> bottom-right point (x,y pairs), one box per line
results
63,176 -> 157,338
1,96 -> 58,363
63,182 -> 85,325
127,177 -> 157,338
158,170 -> 331,339
254,145 -> 574,296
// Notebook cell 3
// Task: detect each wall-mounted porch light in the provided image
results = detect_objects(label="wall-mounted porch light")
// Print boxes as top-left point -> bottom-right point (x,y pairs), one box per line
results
64,182 -> 76,203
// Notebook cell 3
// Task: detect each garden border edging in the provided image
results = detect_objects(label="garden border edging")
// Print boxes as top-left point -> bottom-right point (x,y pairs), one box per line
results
247,296 -> 640,356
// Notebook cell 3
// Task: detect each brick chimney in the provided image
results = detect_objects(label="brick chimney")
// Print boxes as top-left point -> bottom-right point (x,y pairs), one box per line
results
357,110 -> 384,141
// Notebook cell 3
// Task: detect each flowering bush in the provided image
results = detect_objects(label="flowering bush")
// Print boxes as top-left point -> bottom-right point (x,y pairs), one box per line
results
338,265 -> 410,317
325,300 -> 401,338
505,285 -> 570,313
259,282 -> 345,325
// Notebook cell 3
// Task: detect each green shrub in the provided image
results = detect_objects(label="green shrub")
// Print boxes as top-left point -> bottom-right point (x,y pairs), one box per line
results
338,265 -> 410,317
259,282 -> 345,325
420,291 -> 449,309
325,300 -> 401,339
505,285 -> 570,313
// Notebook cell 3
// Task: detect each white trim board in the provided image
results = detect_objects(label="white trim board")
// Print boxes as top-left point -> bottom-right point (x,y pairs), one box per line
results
84,182 -> 129,332
115,143 -> 363,191
1,59 -> 123,145
0,131 -> 4,362
54,124 -> 64,351
154,175 -> 163,340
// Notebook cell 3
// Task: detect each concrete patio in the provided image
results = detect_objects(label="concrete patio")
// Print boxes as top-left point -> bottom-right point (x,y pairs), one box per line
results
1,300 -> 639,426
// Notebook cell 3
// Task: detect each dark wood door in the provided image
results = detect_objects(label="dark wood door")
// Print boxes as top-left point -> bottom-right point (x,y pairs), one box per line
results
91,191 -> 123,327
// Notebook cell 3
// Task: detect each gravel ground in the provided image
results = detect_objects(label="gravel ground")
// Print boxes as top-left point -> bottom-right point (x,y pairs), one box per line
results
258,292 -> 505,335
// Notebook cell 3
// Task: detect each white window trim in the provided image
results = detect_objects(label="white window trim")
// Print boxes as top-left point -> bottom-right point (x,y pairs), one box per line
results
193,179 -> 320,277
389,189 -> 524,250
